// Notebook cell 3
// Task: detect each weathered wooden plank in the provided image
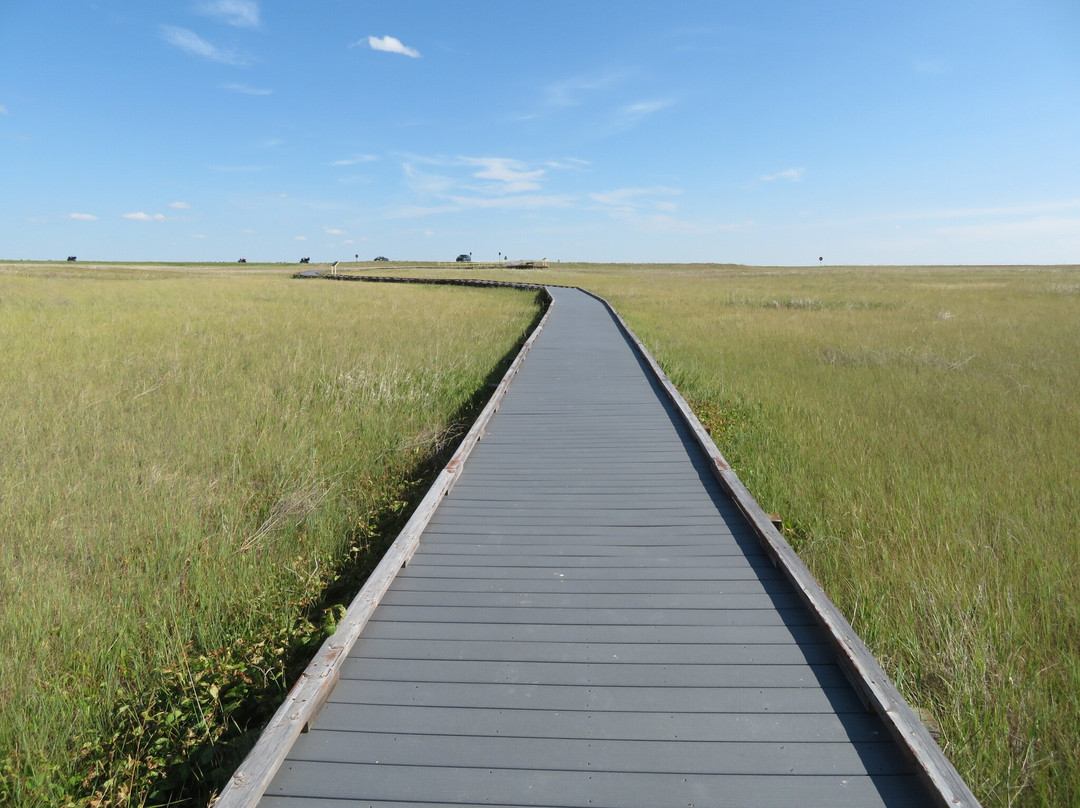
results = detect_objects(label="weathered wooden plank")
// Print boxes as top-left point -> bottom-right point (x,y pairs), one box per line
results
396,563 -> 787,581
371,603 -> 814,627
387,576 -> 793,594
309,702 -> 887,742
359,621 -> 827,645
261,762 -> 926,808
284,731 -> 914,776
378,589 -> 800,609
338,658 -> 848,688
347,638 -> 836,666
324,679 -> 868,713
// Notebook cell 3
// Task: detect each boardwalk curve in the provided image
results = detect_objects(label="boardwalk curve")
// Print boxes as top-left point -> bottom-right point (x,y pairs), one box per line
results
218,283 -> 979,807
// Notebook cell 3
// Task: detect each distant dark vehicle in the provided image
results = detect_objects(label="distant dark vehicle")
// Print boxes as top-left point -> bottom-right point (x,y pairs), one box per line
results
299,257 -> 310,264
373,256 -> 389,262
455,254 -> 472,262
67,256 -> 77,262
238,258 -> 247,263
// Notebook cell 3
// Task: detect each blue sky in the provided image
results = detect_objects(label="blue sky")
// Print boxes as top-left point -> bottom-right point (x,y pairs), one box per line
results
2,1 -> 1079,265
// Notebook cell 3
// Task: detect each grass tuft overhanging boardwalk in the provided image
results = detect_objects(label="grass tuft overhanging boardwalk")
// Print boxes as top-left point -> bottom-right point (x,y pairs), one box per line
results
222,285 -> 978,807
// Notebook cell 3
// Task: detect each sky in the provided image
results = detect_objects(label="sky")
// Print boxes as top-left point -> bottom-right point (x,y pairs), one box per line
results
2,0 -> 1079,265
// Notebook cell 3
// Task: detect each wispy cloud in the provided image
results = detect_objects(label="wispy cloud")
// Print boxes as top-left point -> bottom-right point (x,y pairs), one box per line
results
761,168 -> 805,182
123,212 -> 166,222
403,162 -> 455,195
621,99 -> 674,119
446,194 -> 573,211
0,105 -> 7,115
161,25 -> 248,64
196,0 -> 260,28
295,235 -> 307,241
544,73 -> 626,107
600,98 -> 676,133
358,35 -> 420,58
331,154 -> 378,166
460,157 -> 545,193
390,153 -> 578,217
169,201 -> 191,209
590,186 -> 682,216
546,157 -> 591,170
323,226 -> 345,235
68,213 -> 97,221
222,83 -> 272,95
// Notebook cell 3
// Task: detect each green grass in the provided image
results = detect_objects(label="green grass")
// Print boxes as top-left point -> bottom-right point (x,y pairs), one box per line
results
4,260 -> 1077,807
344,261 -> 1080,807
0,264 -> 540,806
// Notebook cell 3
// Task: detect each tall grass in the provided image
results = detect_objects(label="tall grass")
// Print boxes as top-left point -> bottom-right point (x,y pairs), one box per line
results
361,262 -> 1079,807
0,264 -> 539,806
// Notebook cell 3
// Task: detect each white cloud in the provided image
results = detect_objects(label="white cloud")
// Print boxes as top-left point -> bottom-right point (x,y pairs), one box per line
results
546,157 -> 591,170
445,194 -> 574,211
169,201 -> 191,209
761,168 -> 805,182
331,154 -> 378,166
123,212 -> 166,221
295,235 -> 307,241
0,105 -> 7,115
323,227 -> 344,235
460,157 -> 545,193
68,213 -> 97,221
160,26 -> 247,65
362,35 -> 420,58
403,162 -> 454,195
197,0 -> 260,28
222,83 -> 272,96
544,73 -> 625,107
621,99 -> 675,119
589,186 -> 682,215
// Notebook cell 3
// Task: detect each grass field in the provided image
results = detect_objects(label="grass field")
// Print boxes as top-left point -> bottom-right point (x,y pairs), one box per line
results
329,261 -> 1079,807
2,260 -> 1076,807
0,263 -> 541,806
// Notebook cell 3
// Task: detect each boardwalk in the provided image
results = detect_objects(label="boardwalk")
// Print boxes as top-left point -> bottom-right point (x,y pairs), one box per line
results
227,285 -> 974,807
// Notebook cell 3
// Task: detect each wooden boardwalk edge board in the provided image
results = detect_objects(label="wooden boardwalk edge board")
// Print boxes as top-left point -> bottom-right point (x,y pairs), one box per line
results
214,282 -> 554,807
580,287 -> 981,808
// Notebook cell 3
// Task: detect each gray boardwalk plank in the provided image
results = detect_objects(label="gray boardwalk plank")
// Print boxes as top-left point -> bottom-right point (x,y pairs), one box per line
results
257,287 -> 933,807
262,763 -> 923,808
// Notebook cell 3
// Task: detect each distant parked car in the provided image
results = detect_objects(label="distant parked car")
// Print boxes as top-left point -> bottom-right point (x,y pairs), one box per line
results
455,254 -> 472,262
373,256 -> 389,262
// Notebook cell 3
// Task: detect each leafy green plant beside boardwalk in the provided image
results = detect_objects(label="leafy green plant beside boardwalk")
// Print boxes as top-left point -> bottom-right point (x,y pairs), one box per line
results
0,264 -> 541,807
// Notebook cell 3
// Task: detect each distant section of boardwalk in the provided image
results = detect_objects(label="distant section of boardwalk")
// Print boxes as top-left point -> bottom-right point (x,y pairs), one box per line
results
241,286 -> 970,807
